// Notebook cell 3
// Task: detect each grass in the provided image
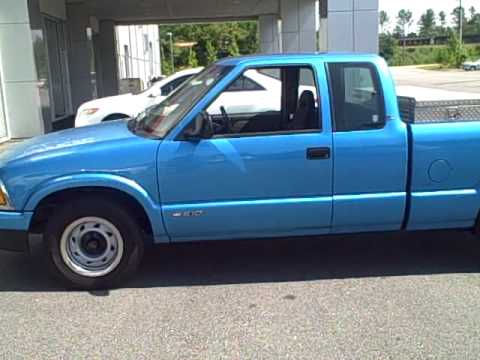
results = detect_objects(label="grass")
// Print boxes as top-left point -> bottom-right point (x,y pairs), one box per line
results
416,64 -> 455,71
390,43 -> 480,68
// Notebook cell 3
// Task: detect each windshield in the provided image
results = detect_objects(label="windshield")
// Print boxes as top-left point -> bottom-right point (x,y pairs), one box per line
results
133,65 -> 232,138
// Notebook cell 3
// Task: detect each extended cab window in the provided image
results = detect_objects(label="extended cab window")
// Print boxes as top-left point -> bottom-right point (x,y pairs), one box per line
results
328,63 -> 385,132
206,66 -> 320,136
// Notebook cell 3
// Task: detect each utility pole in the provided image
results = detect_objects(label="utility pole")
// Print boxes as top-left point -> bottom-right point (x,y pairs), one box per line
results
459,0 -> 463,45
166,32 -> 174,73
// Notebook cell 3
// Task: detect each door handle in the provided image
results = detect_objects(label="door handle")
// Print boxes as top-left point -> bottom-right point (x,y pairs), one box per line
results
306,147 -> 330,160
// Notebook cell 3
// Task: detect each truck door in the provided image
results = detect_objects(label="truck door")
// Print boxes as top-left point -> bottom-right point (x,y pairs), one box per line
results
157,64 -> 333,241
327,61 -> 408,233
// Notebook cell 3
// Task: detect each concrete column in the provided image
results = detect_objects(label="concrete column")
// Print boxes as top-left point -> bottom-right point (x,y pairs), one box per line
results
0,0 -> 45,138
97,20 -> 118,97
66,1 -> 96,111
325,0 -> 379,53
353,0 -> 379,53
280,0 -> 318,52
259,15 -> 281,53
318,0 -> 328,51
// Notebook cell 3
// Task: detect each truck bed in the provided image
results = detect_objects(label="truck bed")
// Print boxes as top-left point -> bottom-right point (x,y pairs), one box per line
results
397,86 -> 480,124
396,87 -> 480,231
407,121 -> 480,230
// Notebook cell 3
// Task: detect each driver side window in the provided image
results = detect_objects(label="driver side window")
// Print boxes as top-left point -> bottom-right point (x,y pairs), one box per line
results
205,66 -> 320,137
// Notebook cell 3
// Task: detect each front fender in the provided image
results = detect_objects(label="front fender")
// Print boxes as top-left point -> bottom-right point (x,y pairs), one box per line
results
24,173 -> 169,242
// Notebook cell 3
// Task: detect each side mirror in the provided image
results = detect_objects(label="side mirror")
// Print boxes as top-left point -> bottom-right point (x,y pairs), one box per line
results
183,112 -> 213,141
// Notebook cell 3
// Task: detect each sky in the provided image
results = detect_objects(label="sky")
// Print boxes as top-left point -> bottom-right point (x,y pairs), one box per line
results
379,0 -> 478,32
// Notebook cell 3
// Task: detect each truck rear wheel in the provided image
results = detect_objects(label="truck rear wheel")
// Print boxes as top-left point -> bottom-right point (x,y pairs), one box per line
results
44,197 -> 144,289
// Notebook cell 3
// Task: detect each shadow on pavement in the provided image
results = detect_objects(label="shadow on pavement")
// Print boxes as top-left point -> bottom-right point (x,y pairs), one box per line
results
0,230 -> 479,292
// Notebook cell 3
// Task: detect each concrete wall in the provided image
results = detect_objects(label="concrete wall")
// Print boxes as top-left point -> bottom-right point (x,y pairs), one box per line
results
259,15 -> 281,53
327,0 -> 379,53
0,0 -> 45,138
280,0 -> 318,52
81,0 -> 279,22
261,0 -> 378,54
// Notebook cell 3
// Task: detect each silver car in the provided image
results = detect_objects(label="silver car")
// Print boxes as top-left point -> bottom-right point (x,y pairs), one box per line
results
463,59 -> 480,71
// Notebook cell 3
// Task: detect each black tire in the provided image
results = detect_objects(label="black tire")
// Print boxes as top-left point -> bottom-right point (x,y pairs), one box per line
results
44,197 -> 144,289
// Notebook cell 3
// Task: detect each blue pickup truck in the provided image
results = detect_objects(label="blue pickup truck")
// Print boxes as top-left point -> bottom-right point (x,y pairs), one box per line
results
1,53 -> 480,288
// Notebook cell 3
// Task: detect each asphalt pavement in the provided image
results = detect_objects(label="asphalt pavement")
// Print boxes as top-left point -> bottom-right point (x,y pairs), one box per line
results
391,66 -> 480,93
1,231 -> 480,359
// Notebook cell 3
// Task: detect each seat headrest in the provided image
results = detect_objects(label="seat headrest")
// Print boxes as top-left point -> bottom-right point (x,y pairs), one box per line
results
299,90 -> 315,107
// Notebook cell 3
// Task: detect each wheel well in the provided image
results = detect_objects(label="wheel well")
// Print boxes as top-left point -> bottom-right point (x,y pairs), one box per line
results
102,113 -> 130,122
30,187 -> 154,241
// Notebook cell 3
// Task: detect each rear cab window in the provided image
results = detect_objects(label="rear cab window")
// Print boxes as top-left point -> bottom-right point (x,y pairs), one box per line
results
327,62 -> 385,132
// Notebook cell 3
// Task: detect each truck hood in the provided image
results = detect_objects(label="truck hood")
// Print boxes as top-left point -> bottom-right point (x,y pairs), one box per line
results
0,120 -> 139,166
0,120 -> 161,210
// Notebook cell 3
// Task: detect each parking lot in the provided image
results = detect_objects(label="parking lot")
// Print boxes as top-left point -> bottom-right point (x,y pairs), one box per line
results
1,66 -> 480,359
1,232 -> 480,359
391,66 -> 480,93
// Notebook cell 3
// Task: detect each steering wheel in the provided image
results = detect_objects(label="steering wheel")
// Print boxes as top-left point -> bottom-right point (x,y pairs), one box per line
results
220,106 -> 233,133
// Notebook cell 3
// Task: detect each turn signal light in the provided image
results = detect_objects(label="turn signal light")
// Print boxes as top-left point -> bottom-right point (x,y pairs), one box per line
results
81,108 -> 99,116
0,191 -> 7,206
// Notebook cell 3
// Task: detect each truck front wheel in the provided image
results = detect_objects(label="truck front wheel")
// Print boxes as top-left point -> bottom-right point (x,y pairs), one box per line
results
44,197 -> 144,289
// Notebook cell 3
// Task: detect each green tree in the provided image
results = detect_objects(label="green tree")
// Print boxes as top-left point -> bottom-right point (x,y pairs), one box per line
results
393,25 -> 403,38
446,29 -> 467,67
226,37 -> 240,57
158,21 -> 258,73
418,9 -> 436,37
187,48 -> 198,67
466,6 -> 480,35
397,9 -> 413,37
436,10 -> 448,35
379,34 -> 397,63
452,6 -> 467,31
205,40 -> 218,64
439,11 -> 447,27
469,6 -> 476,20
379,11 -> 390,34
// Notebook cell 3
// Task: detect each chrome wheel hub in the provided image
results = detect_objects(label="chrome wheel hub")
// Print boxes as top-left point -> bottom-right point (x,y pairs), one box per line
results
60,217 -> 124,278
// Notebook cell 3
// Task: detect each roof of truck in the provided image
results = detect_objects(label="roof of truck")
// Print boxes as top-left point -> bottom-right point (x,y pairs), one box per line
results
216,52 -> 380,66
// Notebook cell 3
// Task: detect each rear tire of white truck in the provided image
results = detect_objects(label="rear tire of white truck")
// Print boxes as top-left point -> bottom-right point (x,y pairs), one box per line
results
44,197 -> 144,289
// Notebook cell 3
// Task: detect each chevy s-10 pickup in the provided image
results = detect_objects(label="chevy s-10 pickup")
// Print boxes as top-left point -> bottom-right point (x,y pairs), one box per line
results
1,53 -> 480,289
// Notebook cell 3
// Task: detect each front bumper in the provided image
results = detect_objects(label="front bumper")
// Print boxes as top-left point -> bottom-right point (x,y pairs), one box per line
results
0,212 -> 33,252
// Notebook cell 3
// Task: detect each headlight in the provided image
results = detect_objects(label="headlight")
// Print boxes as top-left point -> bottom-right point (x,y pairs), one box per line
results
0,181 -> 12,210
80,108 -> 99,116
